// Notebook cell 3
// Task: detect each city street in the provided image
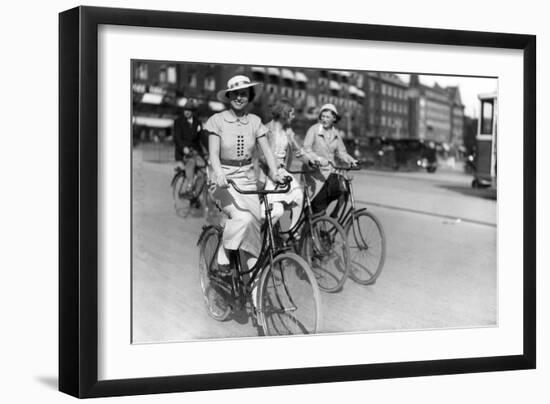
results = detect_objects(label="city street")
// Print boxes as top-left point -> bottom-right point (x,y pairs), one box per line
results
132,149 -> 497,343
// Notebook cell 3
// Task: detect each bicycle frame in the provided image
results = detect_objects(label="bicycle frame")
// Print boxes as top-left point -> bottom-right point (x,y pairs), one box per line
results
202,178 -> 297,311
329,164 -> 371,246
277,168 -> 329,250
171,166 -> 207,198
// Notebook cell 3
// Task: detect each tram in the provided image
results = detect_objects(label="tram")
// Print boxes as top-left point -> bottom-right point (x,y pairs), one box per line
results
472,92 -> 497,188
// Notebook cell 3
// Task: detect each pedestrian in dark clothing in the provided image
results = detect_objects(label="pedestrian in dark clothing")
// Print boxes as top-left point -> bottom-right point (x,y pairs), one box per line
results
174,100 -> 205,161
173,100 -> 206,192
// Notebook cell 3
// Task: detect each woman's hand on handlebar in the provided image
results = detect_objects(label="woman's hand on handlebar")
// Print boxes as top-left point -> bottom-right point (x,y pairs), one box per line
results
213,170 -> 229,189
308,158 -> 328,168
269,169 -> 286,185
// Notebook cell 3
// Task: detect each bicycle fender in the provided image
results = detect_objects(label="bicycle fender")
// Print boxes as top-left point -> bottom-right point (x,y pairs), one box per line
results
170,171 -> 185,187
342,208 -> 368,228
197,225 -> 223,246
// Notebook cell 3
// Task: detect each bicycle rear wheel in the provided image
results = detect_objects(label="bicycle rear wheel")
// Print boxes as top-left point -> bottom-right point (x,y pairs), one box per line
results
198,227 -> 231,321
302,216 -> 350,293
172,171 -> 192,217
346,211 -> 386,285
257,252 -> 322,336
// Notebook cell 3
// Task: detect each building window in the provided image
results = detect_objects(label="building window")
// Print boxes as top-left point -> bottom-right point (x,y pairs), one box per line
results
136,63 -> 148,80
204,76 -> 216,91
167,66 -> 177,83
252,72 -> 265,82
188,73 -> 197,88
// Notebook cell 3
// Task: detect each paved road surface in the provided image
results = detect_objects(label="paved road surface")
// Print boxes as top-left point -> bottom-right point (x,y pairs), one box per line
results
132,151 -> 496,343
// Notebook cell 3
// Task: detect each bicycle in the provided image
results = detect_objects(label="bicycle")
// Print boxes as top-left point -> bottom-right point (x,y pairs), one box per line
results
171,160 -> 208,217
197,177 -> 322,336
275,164 -> 351,293
328,161 -> 386,285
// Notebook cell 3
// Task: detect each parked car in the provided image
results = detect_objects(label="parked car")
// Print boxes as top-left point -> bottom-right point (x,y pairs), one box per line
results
343,136 -> 438,173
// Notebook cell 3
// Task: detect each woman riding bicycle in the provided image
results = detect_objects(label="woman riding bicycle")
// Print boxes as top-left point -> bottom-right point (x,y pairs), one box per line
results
303,103 -> 358,218
205,75 -> 283,273
260,98 -> 304,230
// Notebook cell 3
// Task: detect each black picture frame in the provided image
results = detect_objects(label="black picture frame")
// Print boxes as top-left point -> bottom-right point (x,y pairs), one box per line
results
59,5 -> 536,399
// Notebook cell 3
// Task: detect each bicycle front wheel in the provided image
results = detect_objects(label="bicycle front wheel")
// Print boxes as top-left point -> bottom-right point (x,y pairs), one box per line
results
257,252 -> 322,336
172,171 -> 192,217
198,227 -> 231,321
346,211 -> 386,285
303,216 -> 351,293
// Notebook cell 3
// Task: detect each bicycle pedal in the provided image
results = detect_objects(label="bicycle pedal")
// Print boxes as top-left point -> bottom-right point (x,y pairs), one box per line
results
213,264 -> 232,277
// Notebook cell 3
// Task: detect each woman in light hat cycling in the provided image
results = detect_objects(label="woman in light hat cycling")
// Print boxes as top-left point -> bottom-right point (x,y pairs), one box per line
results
302,103 -> 358,217
204,75 -> 283,272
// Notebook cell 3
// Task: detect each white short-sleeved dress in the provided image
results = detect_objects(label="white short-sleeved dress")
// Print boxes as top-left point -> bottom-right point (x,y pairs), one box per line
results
263,120 -> 303,207
204,110 -> 268,257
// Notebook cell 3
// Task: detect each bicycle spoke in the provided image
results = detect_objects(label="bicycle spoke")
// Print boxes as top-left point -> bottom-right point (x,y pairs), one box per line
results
198,228 -> 231,321
304,217 -> 350,293
258,253 -> 322,335
347,212 -> 386,285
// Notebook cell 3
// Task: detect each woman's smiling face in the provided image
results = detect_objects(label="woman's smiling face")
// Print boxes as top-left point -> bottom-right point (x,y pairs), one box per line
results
228,89 -> 250,112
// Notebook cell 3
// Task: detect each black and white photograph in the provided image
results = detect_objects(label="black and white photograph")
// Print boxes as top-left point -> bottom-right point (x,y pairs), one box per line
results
3,0 -> 545,402
131,61 -> 498,342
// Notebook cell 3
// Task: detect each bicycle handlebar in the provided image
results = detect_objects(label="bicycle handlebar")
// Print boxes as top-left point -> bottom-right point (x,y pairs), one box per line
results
328,161 -> 362,171
288,161 -> 361,173
286,161 -> 320,175
227,176 -> 292,195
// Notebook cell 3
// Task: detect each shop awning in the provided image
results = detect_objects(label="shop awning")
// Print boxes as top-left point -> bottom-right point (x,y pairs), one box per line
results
267,67 -> 281,76
141,93 -> 164,104
281,68 -> 295,80
294,71 -> 308,82
133,116 -> 174,128
356,89 -> 365,98
348,85 -> 358,95
251,66 -> 266,73
329,80 -> 342,91
208,101 -> 226,112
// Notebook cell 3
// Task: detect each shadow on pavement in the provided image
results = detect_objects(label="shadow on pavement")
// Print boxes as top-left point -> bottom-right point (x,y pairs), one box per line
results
35,376 -> 58,390
230,308 -> 253,325
437,184 -> 497,200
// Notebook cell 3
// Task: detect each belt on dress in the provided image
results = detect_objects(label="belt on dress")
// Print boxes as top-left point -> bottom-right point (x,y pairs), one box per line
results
220,158 -> 252,167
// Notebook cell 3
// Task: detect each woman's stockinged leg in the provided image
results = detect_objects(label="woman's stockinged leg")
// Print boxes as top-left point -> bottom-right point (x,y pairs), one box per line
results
216,245 -> 230,266
289,190 -> 303,229
270,202 -> 285,224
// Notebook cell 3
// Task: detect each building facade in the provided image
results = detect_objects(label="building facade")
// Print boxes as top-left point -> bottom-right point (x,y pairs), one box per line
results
132,61 -> 468,154
365,72 -> 409,140
447,86 -> 465,149
408,74 -> 465,148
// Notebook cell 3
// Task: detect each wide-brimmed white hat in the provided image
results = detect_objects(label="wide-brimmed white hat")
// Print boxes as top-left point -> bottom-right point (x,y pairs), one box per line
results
319,103 -> 341,122
217,75 -> 263,103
